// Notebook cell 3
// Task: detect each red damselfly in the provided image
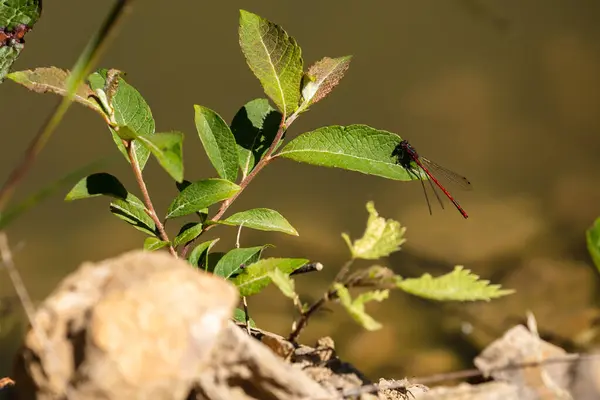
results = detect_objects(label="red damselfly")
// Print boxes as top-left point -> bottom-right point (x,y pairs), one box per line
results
392,140 -> 471,219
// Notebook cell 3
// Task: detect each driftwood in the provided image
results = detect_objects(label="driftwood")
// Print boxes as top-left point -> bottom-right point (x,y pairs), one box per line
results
3,250 -> 600,399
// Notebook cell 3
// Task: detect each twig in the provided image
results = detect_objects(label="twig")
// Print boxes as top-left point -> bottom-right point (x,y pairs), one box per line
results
125,141 -> 176,257
290,262 -> 323,276
0,0 -> 134,212
288,287 -> 337,343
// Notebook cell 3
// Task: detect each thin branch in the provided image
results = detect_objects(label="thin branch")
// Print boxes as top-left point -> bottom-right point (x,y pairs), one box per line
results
125,141 -> 176,257
288,287 -> 337,343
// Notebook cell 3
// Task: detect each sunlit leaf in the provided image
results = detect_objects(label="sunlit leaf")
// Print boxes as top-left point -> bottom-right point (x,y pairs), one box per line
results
278,125 -> 415,180
214,208 -> 298,236
137,131 -> 184,182
233,308 -> 256,327
213,246 -> 268,280
0,1 -> 41,80
342,201 -> 406,259
268,268 -> 296,299
239,10 -> 303,117
110,193 -> 156,236
334,283 -> 388,331
194,105 -> 238,182
173,222 -> 204,246
397,266 -> 515,301
188,238 -> 219,269
232,258 -> 308,297
231,98 -> 282,178
144,237 -> 169,251
166,179 -> 240,219
65,172 -> 127,201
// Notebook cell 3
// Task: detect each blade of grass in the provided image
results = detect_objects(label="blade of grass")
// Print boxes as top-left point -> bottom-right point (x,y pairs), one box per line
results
0,0 -> 135,213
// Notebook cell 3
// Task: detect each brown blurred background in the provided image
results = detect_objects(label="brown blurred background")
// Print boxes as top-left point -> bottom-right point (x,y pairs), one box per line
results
1,0 -> 600,381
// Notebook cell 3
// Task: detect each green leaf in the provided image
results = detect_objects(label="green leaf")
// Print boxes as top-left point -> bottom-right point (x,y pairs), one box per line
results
342,201 -> 406,260
109,193 -> 156,236
278,125 -> 416,180
216,208 -> 298,236
188,238 -> 219,269
144,237 -> 170,251
233,308 -> 256,327
136,131 -> 184,182
397,266 -> 515,301
300,56 -> 352,109
173,222 -> 204,246
334,283 -> 388,331
232,257 -> 308,297
586,218 -> 600,274
194,105 -> 238,182
88,69 -> 155,169
0,1 -> 41,81
166,179 -> 240,219
267,268 -> 296,299
213,246 -> 268,280
7,68 -> 101,111
239,10 -> 303,117
231,98 -> 282,179
65,172 -> 127,201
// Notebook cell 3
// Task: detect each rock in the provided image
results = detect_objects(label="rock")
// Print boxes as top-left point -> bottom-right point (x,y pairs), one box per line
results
12,250 -> 238,400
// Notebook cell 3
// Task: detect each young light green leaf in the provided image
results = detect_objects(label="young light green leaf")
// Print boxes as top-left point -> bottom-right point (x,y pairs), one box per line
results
233,308 -> 256,327
216,208 -> 298,236
65,172 -> 127,201
166,179 -> 240,219
231,98 -> 282,178
1,45 -> 22,82
586,218 -> 600,274
173,222 -> 204,246
188,238 -> 220,269
232,258 -> 308,297
7,67 -> 101,111
136,131 -> 184,182
278,125 -> 416,180
334,283 -> 388,331
110,193 -> 156,236
300,56 -> 352,109
144,237 -> 170,251
213,246 -> 269,280
194,105 -> 238,182
268,268 -> 296,299
88,69 -> 155,170
397,266 -> 515,301
239,10 -> 303,117
343,202 -> 406,260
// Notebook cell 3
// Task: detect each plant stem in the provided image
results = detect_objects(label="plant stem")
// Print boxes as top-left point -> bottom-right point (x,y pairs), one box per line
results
288,287 -> 337,343
126,141 -> 176,257
180,110 -> 298,258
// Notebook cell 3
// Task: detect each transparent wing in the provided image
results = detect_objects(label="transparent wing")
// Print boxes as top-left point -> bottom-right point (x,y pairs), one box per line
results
419,157 -> 472,191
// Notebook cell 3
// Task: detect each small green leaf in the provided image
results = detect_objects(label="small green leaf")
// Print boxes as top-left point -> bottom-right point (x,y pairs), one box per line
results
144,237 -> 169,251
65,172 -> 127,201
231,98 -> 282,178
0,2 -> 41,81
397,266 -> 515,301
343,202 -> 406,260
213,246 -> 268,280
216,208 -> 298,236
166,179 -> 240,219
88,69 -> 155,170
267,268 -> 296,299
334,283 -> 388,331
110,193 -> 156,236
173,222 -> 204,246
194,105 -> 238,182
586,218 -> 600,274
188,238 -> 219,269
278,125 -> 417,180
232,257 -> 308,297
137,131 -> 184,182
7,67 -> 101,111
300,56 -> 352,109
233,308 -> 256,327
239,10 -> 303,117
